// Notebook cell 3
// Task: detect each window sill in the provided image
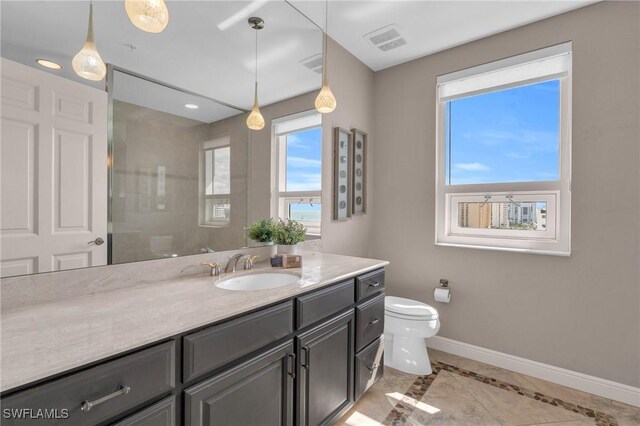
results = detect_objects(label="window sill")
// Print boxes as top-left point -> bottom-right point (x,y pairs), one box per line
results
435,241 -> 570,257
199,223 -> 230,229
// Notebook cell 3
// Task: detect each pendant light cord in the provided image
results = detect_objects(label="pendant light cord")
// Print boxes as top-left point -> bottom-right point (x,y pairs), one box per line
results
323,0 -> 328,84
87,0 -> 95,43
255,27 -> 258,85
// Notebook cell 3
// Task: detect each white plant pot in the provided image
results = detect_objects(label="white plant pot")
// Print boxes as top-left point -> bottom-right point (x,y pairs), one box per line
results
278,244 -> 298,255
250,240 -> 273,248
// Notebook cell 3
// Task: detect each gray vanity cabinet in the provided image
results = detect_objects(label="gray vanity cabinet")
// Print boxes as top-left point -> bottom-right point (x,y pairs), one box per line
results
1,268 -> 386,426
296,310 -> 355,426
184,340 -> 295,426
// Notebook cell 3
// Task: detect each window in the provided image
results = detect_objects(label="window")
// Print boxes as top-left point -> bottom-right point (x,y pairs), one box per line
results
435,43 -> 572,255
200,138 -> 230,227
272,111 -> 322,236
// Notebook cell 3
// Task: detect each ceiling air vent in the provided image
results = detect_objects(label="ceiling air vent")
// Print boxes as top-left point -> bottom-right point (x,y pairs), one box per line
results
364,24 -> 407,52
300,53 -> 323,74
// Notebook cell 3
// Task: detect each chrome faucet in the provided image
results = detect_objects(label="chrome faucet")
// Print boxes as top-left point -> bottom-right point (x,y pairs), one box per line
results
201,262 -> 221,277
225,253 -> 246,273
243,255 -> 259,270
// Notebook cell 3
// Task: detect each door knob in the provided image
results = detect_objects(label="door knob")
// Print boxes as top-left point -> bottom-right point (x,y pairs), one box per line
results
88,237 -> 105,246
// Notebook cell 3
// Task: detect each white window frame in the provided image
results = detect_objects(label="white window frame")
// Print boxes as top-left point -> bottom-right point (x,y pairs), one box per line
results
449,192 -> 556,239
280,197 -> 322,236
199,137 -> 231,228
435,43 -> 572,256
271,110 -> 322,236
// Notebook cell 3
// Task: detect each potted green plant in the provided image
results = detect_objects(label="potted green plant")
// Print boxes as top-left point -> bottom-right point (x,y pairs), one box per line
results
245,218 -> 276,246
272,219 -> 307,255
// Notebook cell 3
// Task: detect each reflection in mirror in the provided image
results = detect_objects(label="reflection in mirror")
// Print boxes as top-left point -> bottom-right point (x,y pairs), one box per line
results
110,69 -> 248,263
0,0 -> 323,277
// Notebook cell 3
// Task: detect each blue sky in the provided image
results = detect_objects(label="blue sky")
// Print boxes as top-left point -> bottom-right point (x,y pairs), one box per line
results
286,127 -> 322,192
447,80 -> 560,185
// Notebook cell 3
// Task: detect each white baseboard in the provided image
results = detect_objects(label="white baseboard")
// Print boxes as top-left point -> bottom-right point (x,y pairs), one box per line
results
427,336 -> 640,407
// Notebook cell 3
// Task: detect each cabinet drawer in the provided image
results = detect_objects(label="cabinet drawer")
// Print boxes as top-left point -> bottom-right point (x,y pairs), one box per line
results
355,336 -> 384,400
1,341 -> 175,426
183,301 -> 293,382
356,293 -> 385,351
356,269 -> 385,301
113,396 -> 175,426
296,280 -> 354,329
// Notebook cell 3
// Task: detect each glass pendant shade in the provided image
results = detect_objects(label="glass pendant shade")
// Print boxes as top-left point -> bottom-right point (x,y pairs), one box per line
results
246,83 -> 265,130
125,0 -> 169,33
315,82 -> 336,113
72,2 -> 106,81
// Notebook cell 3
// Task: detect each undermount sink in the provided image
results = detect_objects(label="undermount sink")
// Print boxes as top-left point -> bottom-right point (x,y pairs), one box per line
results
216,272 -> 300,291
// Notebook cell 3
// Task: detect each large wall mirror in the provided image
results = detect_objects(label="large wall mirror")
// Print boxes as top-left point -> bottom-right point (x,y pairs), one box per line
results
0,0 -> 322,277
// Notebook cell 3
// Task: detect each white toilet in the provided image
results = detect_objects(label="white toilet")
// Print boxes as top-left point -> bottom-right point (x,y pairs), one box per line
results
384,296 -> 440,375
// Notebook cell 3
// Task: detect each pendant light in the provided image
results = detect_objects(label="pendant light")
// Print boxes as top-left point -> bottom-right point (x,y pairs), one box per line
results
315,0 -> 337,113
246,17 -> 265,131
125,0 -> 169,33
72,0 -> 106,81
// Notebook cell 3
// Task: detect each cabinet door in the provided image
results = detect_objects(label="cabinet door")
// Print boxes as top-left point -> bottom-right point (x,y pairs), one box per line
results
297,310 -> 354,426
113,396 -> 175,426
184,340 -> 294,426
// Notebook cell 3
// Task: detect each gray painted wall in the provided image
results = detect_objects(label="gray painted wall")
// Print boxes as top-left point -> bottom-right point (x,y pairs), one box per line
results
370,1 -> 640,386
321,38 -> 376,257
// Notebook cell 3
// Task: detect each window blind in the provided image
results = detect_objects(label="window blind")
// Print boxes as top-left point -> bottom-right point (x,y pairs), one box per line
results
273,112 -> 321,135
437,42 -> 572,101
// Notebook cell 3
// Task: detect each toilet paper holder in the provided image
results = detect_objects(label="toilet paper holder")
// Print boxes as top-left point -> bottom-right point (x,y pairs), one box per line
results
434,279 -> 451,303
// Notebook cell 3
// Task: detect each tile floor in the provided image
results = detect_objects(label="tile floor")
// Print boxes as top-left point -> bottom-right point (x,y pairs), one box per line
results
336,349 -> 640,426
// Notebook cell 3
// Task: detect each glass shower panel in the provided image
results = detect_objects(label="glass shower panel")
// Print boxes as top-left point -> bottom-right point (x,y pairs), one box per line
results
110,70 -> 248,264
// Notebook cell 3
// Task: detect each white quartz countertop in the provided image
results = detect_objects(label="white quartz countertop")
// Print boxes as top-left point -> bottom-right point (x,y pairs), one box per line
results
0,252 -> 388,392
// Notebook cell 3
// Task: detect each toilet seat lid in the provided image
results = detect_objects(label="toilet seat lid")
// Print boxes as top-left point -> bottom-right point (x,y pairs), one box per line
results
385,296 -> 439,320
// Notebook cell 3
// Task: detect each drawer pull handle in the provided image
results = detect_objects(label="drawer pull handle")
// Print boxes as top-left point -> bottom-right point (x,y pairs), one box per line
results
301,346 -> 311,370
287,353 -> 296,379
368,282 -> 381,288
369,318 -> 380,325
81,385 -> 130,412
367,363 -> 379,372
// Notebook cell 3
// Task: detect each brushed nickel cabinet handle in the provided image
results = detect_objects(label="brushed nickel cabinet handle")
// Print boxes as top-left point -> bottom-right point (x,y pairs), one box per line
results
367,363 -> 379,372
369,318 -> 380,325
81,385 -> 130,412
88,238 -> 104,246
368,281 -> 381,288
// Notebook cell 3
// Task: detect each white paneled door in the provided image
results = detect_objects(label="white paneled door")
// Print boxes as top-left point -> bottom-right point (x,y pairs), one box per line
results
0,59 -> 107,278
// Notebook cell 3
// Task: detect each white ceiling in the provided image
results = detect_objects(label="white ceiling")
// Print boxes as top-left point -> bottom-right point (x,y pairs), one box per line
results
0,0 -> 323,119
289,0 -> 597,72
1,1 -> 597,122
112,70 -> 243,123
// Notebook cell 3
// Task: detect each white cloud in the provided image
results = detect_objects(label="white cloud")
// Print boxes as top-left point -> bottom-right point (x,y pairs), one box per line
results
287,156 -> 321,168
286,134 -> 312,149
454,162 -> 490,172
286,172 -> 321,191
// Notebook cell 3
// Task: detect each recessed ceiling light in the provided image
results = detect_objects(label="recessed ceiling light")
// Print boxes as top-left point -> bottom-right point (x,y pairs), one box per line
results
184,104 -> 199,109
36,59 -> 62,70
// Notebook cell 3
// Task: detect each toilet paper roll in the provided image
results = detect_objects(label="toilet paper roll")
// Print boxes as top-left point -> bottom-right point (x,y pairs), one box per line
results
434,287 -> 451,303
